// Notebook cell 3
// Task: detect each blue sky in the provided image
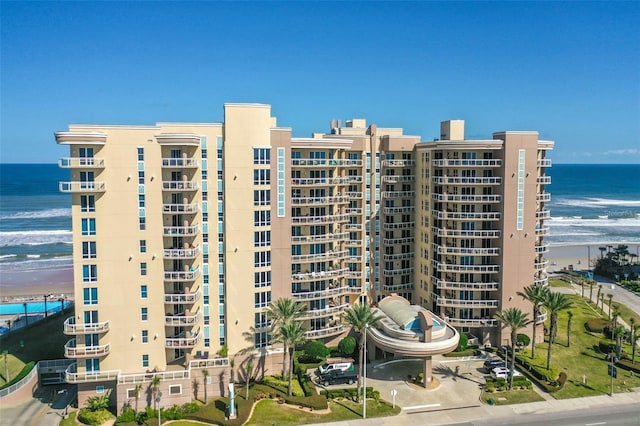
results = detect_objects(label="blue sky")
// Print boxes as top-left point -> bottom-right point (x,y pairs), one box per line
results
1,1 -> 638,164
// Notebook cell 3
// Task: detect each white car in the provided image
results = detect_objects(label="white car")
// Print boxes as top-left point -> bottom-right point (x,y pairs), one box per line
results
490,367 -> 522,379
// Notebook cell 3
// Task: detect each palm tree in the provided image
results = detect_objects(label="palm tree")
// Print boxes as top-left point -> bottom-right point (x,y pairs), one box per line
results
244,360 -> 254,399
133,384 -> 141,413
342,303 -> 382,402
517,284 -> 549,359
589,280 -> 595,303
202,369 -> 209,403
631,324 -> 640,365
494,308 -> 530,390
276,320 -> 307,396
151,375 -> 161,410
599,246 -> 607,259
567,311 -> 573,347
544,292 -> 574,370
599,293 -> 605,313
607,294 -> 614,320
267,298 -> 306,380
596,285 -> 602,308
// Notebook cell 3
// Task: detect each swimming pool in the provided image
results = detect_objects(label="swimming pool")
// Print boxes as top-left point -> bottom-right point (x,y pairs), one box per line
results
407,317 -> 441,332
0,300 -> 72,316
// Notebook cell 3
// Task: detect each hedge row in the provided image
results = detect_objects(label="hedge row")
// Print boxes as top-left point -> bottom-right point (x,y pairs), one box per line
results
616,358 -> 640,374
321,387 -> 379,401
586,318 -> 608,333
0,361 -> 35,390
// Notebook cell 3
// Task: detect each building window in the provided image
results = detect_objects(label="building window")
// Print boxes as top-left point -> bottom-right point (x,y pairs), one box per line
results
141,307 -> 148,321
139,240 -> 147,253
127,388 -> 137,399
140,262 -> 147,276
254,210 -> 271,227
139,195 -> 145,208
82,265 -> 97,282
253,148 -> 271,165
138,171 -> 145,184
254,231 -> 271,247
80,195 -> 96,212
96,386 -> 105,394
137,147 -> 144,161
254,251 -> 271,268
277,147 -> 286,217
253,169 -> 271,185
517,149 -> 525,231
139,217 -> 146,231
140,285 -> 148,299
254,331 -> 270,348
254,271 -> 271,288
83,287 -> 98,305
169,385 -> 182,395
253,190 -> 271,206
142,354 -> 149,368
141,330 -> 148,343
81,218 -> 96,236
254,291 -> 271,308
82,241 -> 97,259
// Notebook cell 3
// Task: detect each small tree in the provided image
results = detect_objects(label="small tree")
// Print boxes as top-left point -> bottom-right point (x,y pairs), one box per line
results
151,375 -> 161,410
632,324 -> 640,364
567,311 -> 573,347
133,384 -> 141,413
86,395 -> 110,411
2,351 -> 9,383
607,294 -> 614,319
301,341 -> 330,363
516,333 -> 531,349
202,369 -> 209,403
338,336 -> 356,357
457,333 -> 468,352
245,360 -> 254,399
494,308 -> 530,390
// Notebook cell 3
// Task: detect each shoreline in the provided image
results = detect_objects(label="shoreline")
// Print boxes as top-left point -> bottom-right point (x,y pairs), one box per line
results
546,243 -> 640,273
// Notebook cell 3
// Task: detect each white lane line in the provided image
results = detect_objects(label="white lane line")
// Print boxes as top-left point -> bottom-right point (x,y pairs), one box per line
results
584,423 -> 606,426
402,403 -> 441,410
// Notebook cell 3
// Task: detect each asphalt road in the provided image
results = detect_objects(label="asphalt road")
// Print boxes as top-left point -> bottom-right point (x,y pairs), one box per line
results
0,384 -> 76,426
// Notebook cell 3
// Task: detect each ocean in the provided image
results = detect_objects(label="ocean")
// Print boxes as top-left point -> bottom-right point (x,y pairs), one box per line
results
0,163 -> 638,276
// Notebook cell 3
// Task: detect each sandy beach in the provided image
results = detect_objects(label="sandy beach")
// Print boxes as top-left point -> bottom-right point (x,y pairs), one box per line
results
546,243 -> 640,274
0,266 -> 74,299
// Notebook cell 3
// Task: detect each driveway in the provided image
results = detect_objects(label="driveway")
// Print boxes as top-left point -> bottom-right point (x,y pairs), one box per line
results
0,384 -> 76,426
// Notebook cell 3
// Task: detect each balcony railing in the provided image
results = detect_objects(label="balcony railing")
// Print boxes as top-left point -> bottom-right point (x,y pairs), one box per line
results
446,318 -> 497,327
437,297 -> 499,308
63,317 -> 110,335
383,252 -> 414,261
59,181 -> 106,193
165,311 -> 202,326
434,279 -> 499,291
432,211 -> 501,221
291,159 -> 362,167
383,222 -> 414,230
166,332 -> 201,348
305,324 -> 345,338
382,159 -> 415,167
291,196 -> 350,205
382,268 -> 414,277
435,262 -> 500,273
292,250 -> 349,263
536,210 -> 551,220
346,208 -> 363,215
435,245 -> 500,256
432,159 -> 503,167
161,158 -> 199,168
432,194 -> 501,203
164,247 -> 200,259
537,159 -> 552,167
162,181 -> 199,191
432,176 -> 502,185
345,239 -> 362,246
382,283 -> 414,292
535,244 -> 550,254
381,175 -> 415,182
381,191 -> 415,198
65,363 -> 120,383
118,369 -> 190,384
292,214 -> 350,224
292,268 -> 350,282
58,157 -> 105,168
162,203 -> 199,214
537,176 -> 552,185
164,268 -> 200,282
164,288 -> 201,304
291,232 -> 349,244
537,192 -> 551,202
163,225 -> 199,236
536,307 -> 548,323
383,237 -> 414,245
299,303 -> 350,320
432,228 -> 501,238
293,285 -> 360,301
291,177 -> 353,186
383,206 -> 415,214
64,339 -> 110,358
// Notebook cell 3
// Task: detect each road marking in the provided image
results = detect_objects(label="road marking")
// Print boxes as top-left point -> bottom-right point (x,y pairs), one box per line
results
585,423 -> 606,426
29,403 -> 50,426
402,403 -> 441,410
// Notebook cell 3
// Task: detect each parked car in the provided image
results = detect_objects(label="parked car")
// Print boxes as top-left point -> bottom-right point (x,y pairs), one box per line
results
316,358 -> 354,375
483,359 -> 506,372
490,367 -> 522,380
318,369 -> 359,386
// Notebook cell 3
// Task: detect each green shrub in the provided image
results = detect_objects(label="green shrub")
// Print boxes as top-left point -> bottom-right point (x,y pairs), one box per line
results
616,358 -> 640,374
299,341 -> 330,363
586,318 -> 608,333
85,395 -> 110,411
297,371 -> 314,397
78,408 -> 112,425
261,375 -> 304,396
115,407 -> 135,424
598,340 -> 616,354
338,336 -> 357,357
457,333 -> 468,351
517,333 -> 530,347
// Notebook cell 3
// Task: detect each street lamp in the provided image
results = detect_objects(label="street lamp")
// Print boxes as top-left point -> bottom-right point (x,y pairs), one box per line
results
363,323 -> 368,419
43,294 -> 53,318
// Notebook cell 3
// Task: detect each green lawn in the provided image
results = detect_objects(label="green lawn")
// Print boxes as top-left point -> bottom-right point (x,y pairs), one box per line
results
607,299 -> 640,329
549,279 -> 572,289
481,389 -> 545,406
0,353 -> 27,386
520,295 -> 640,399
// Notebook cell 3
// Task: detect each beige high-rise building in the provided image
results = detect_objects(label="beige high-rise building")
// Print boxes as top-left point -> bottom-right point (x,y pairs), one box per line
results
56,103 -> 553,408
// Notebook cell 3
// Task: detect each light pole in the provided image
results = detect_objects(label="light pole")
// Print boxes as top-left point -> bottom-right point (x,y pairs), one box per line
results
363,323 -> 368,419
44,294 -> 48,318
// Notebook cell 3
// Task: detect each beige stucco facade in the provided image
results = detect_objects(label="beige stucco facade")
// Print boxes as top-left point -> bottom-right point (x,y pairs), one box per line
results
56,104 -> 553,410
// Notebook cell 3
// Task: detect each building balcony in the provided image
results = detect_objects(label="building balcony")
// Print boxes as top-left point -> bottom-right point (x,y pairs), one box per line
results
432,176 -> 502,185
383,206 -> 414,214
383,252 -> 414,261
156,133 -> 201,146
446,318 -> 497,328
432,228 -> 501,238
381,191 -> 415,198
161,158 -> 199,168
383,237 -> 414,245
291,177 -> 353,186
537,159 -> 552,167
537,192 -> 551,202
55,131 -> 107,145
162,203 -> 199,214
383,222 -> 414,230
291,159 -> 362,167
534,274 -> 549,286
536,307 -> 548,323
383,283 -> 414,292
346,207 -> 363,215
305,324 -> 345,339
381,175 -> 415,183
435,245 -> 500,256
165,311 -> 202,327
291,196 -> 350,205
535,244 -> 550,254
299,303 -> 350,320
292,250 -> 349,263
64,339 -> 110,358
292,213 -> 350,224
435,262 -> 500,273
432,159 -> 503,167
432,194 -> 501,203
347,270 -> 363,278
535,259 -> 549,270
293,285 -> 360,301
164,268 -> 200,282
382,159 -> 415,167
65,363 -> 120,384
434,279 -> 499,291
163,225 -> 200,236
59,181 -> 106,193
535,226 -> 550,237
291,232 -> 349,244
345,223 -> 364,231
163,246 -> 200,259
382,268 -> 414,277
344,192 -> 362,198
437,297 -> 498,308
537,176 -> 552,185
536,209 -> 551,220
345,239 -> 361,247
118,369 -> 191,385
347,255 -> 363,262
58,157 -> 105,168
292,268 -> 350,282
164,288 -> 201,304
162,180 -> 199,191
166,331 -> 201,348
63,317 -> 110,335
432,211 -> 501,221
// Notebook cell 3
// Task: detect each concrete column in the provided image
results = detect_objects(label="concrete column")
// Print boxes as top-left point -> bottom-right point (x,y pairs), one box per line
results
423,356 -> 432,388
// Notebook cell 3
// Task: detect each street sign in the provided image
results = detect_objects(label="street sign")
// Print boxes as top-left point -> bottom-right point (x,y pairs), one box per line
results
608,365 -> 617,378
